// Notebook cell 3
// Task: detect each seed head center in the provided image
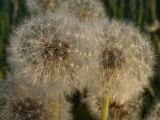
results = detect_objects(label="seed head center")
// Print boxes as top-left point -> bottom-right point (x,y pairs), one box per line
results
42,40 -> 70,61
101,48 -> 125,69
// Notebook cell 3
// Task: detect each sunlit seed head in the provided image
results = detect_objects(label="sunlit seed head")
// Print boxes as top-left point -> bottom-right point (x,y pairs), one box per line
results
8,12 -> 99,95
0,74 -> 75,120
55,0 -> 107,22
91,19 -> 155,102
26,0 -> 59,14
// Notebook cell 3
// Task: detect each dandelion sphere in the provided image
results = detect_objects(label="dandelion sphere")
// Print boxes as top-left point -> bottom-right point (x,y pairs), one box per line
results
93,19 -> 155,102
8,13 -> 95,95
25,0 -> 65,13
0,74 -> 73,120
55,0 -> 107,22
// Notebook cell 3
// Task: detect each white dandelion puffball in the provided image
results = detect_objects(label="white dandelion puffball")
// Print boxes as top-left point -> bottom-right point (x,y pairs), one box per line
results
0,74 -> 73,120
92,19 -> 155,102
7,12 -> 97,96
25,0 -> 66,14
55,0 -> 107,22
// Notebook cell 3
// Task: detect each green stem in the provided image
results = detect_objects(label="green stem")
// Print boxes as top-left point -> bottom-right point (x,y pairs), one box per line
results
110,0 -> 117,18
120,0 -> 124,19
131,0 -> 137,20
52,98 -> 59,120
100,95 -> 110,120
151,0 -> 157,20
137,0 -> 144,27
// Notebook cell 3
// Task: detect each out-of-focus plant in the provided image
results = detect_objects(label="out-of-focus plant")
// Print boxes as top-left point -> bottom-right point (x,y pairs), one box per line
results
0,0 -> 160,120
0,0 -> 28,83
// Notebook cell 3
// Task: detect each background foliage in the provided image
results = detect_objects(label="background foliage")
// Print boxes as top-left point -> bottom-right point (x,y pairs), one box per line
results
0,0 -> 160,120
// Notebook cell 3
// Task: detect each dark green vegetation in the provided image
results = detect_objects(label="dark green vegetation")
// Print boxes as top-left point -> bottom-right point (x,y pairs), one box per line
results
0,0 -> 160,119
0,0 -> 28,83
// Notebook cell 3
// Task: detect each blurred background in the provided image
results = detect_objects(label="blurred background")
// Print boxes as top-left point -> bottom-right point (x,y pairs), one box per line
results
0,0 -> 160,120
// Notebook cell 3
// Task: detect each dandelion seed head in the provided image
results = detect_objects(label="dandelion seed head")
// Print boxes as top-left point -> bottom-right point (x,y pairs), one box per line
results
25,0 -> 65,14
0,77 -> 52,120
8,12 -> 96,96
92,19 -> 155,102
55,0 -> 107,22
0,73 -> 73,120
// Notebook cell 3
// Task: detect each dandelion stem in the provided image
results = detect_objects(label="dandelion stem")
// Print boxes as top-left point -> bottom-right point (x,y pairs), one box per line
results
137,0 -> 143,27
151,0 -> 157,20
52,98 -> 59,120
100,95 -> 109,120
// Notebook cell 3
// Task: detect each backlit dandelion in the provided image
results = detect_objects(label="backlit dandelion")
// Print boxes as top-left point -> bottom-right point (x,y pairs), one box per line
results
55,0 -> 107,22
7,12 -> 96,95
92,19 -> 155,102
25,0 -> 65,14
0,74 -> 73,120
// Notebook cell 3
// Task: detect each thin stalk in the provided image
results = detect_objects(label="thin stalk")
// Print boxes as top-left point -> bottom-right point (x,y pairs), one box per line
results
11,0 -> 19,27
151,0 -> 157,20
131,0 -> 137,20
119,0 -> 124,19
52,98 -> 59,120
137,0 -> 144,27
100,95 -> 110,120
153,34 -> 160,50
0,41 -> 3,84
145,0 -> 150,22
110,0 -> 117,18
